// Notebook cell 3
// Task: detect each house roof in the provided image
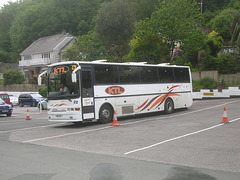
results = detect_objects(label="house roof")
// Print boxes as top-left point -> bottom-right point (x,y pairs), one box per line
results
20,32 -> 75,56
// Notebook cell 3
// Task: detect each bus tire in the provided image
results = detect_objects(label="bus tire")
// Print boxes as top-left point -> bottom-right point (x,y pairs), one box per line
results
99,104 -> 113,124
164,98 -> 174,114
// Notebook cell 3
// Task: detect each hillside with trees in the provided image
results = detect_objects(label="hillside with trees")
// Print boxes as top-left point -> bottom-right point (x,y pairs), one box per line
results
0,0 -> 239,74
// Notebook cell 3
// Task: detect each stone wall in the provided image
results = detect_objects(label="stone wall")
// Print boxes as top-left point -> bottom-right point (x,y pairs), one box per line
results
0,84 -> 45,92
219,73 -> 240,85
192,71 -> 240,85
191,71 -> 218,82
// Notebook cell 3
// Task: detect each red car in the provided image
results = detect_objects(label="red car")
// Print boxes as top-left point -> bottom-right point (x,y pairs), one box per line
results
0,93 -> 11,105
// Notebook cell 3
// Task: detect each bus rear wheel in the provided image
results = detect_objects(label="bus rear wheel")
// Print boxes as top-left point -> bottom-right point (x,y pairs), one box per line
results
164,98 -> 174,114
99,104 -> 113,124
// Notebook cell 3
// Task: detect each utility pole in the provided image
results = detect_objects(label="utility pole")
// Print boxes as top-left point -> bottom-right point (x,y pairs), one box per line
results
200,0 -> 203,14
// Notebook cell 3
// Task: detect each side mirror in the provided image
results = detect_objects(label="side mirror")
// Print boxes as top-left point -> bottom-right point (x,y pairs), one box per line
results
38,76 -> 42,85
38,70 -> 47,85
72,73 -> 77,83
72,66 -> 81,82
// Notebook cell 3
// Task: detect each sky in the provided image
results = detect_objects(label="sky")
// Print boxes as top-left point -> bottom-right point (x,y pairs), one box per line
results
0,0 -> 15,7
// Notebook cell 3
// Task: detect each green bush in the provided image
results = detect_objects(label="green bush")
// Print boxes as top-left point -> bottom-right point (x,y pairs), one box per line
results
201,55 -> 218,71
193,77 -> 218,91
217,53 -> 240,74
39,87 -> 47,98
3,69 -> 24,85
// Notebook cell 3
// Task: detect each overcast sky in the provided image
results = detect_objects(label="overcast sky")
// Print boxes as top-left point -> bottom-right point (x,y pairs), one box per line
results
0,0 -> 15,7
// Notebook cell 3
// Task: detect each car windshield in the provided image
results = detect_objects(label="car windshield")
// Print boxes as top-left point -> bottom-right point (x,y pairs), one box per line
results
48,64 -> 80,100
31,94 -> 43,98
0,95 -> 9,100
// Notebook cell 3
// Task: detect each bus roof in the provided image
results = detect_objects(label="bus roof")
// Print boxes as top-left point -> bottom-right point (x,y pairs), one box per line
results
48,60 -> 189,68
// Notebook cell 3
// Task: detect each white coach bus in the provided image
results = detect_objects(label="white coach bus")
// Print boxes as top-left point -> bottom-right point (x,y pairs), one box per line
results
38,60 -> 192,123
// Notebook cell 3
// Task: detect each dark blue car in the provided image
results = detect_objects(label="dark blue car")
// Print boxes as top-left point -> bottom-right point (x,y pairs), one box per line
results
18,93 -> 45,107
0,98 -> 12,116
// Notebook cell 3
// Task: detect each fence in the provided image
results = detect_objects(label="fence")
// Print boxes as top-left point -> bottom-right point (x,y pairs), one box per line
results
0,84 -> 45,92
192,71 -> 240,85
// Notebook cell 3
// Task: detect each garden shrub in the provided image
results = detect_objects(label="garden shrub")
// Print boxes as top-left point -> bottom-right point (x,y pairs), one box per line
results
39,87 -> 47,98
193,77 -> 218,91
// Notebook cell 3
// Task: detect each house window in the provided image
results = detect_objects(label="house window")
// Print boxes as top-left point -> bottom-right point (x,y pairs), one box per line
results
24,55 -> 31,60
42,53 -> 50,59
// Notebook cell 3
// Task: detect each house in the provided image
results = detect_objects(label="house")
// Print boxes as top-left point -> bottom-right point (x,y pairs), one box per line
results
19,31 -> 75,83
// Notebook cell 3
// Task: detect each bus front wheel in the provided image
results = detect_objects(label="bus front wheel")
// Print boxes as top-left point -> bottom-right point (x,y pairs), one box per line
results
164,98 -> 174,114
99,104 -> 113,124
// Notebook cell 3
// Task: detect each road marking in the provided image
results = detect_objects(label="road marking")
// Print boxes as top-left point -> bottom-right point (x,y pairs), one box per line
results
21,99 -> 240,143
23,126 -> 113,143
0,123 -> 66,134
124,118 -> 240,155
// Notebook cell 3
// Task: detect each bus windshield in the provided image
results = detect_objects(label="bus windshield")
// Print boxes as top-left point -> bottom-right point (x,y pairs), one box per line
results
48,64 -> 80,100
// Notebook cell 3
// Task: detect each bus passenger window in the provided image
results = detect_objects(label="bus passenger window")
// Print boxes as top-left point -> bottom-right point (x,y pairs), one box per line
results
140,67 -> 158,83
94,65 -> 118,84
119,66 -> 140,84
174,68 -> 190,83
158,67 -> 174,83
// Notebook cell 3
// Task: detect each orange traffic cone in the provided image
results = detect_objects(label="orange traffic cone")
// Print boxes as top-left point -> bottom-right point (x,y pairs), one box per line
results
222,107 -> 229,124
111,110 -> 119,126
26,109 -> 31,120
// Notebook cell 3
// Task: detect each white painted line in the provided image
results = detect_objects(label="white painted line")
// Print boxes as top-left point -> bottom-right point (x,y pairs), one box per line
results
124,118 -> 240,155
0,123 -> 66,134
23,126 -> 113,143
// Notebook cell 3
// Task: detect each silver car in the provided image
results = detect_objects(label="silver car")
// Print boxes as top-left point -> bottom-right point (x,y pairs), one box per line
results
10,96 -> 19,106
38,99 -> 47,110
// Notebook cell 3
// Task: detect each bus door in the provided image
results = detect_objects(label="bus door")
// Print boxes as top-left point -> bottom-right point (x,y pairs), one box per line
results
80,69 -> 95,120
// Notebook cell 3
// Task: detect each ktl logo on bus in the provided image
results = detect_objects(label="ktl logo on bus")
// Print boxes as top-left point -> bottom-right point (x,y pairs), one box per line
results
105,86 -> 125,95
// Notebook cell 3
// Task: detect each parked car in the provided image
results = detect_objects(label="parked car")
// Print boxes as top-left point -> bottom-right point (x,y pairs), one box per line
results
38,98 -> 47,110
18,93 -> 45,107
0,98 -> 12,116
9,96 -> 19,106
0,93 -> 11,105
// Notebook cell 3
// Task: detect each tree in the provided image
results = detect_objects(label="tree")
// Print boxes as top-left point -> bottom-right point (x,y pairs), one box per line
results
0,2 -> 19,63
95,0 -> 135,62
150,0 -> 201,60
7,0 -> 100,62
63,31 -> 109,61
207,31 -> 224,56
212,9 -> 240,43
179,29 -> 207,67
9,1 -> 60,56
212,9 -> 234,42
124,19 -> 170,63
217,53 -> 240,74
3,69 -> 24,85
133,0 -> 159,21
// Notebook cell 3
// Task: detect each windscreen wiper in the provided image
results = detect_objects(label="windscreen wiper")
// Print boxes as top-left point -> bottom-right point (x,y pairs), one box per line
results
62,96 -> 72,102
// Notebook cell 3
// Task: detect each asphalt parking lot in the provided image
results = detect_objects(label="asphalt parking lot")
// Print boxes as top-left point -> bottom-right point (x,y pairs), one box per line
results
1,98 -> 240,179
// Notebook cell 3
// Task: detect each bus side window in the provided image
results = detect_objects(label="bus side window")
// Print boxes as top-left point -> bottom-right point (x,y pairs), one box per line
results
119,66 -> 140,84
140,67 -> 158,83
95,65 -> 118,84
174,68 -> 190,83
158,67 -> 174,83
